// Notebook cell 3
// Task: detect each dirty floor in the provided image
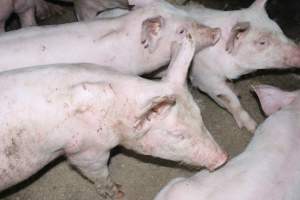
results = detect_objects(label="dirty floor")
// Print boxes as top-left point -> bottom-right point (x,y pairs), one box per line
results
1,2 -> 300,200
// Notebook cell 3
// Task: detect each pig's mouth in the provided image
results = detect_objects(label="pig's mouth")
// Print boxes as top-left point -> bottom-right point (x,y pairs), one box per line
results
177,161 -> 204,171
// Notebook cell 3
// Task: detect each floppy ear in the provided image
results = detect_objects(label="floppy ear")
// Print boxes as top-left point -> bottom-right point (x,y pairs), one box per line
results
163,29 -> 195,86
141,16 -> 165,53
253,85 -> 296,116
250,0 -> 268,9
226,21 -> 250,54
134,95 -> 176,135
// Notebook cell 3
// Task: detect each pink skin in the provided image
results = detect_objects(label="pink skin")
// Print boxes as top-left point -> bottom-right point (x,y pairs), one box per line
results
179,0 -> 300,133
155,85 -> 300,200
0,0 -> 63,32
0,0 -> 221,75
0,31 -> 226,199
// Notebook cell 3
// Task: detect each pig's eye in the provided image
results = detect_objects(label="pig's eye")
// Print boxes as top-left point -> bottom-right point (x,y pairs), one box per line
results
259,41 -> 266,45
254,38 -> 269,49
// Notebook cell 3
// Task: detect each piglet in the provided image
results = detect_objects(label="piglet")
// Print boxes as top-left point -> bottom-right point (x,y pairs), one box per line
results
0,0 -> 220,76
0,30 -> 227,200
180,0 -> 300,132
155,84 -> 300,200
0,0 -> 63,32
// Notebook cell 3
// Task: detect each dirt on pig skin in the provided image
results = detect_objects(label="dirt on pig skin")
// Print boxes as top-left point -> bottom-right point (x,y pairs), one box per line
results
2,2 -> 300,200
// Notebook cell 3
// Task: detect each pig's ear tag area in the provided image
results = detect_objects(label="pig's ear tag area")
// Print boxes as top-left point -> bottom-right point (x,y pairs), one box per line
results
253,85 -> 296,116
141,16 -> 165,54
225,21 -> 250,54
134,95 -> 176,135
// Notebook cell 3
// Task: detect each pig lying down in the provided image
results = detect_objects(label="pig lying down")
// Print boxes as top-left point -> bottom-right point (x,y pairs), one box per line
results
0,0 -> 63,32
179,0 -> 300,132
155,85 -> 300,200
0,31 -> 227,199
0,0 -> 220,75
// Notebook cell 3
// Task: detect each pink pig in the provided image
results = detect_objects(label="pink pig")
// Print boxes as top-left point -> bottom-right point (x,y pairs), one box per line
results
178,0 -> 300,132
155,85 -> 300,200
0,30 -> 227,199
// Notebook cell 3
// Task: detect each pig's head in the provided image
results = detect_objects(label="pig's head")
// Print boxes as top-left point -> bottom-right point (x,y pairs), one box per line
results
121,31 -> 227,171
253,85 -> 300,116
133,0 -> 221,53
225,0 -> 300,71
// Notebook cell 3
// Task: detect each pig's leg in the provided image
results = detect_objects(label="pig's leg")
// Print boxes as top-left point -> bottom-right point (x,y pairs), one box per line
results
17,8 -> 36,27
74,1 -> 99,21
68,150 -> 124,199
191,71 -> 257,132
0,21 -> 5,32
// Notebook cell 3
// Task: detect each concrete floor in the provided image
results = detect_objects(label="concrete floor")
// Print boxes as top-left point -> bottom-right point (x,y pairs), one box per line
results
1,1 -> 300,200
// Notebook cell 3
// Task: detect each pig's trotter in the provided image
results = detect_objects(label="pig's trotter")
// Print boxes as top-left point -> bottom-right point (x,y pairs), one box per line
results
197,77 -> 257,132
96,177 -> 124,200
67,150 -> 124,199
215,91 -> 257,133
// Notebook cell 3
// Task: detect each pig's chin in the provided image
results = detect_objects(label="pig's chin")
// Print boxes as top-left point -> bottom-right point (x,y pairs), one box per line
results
177,160 -> 204,171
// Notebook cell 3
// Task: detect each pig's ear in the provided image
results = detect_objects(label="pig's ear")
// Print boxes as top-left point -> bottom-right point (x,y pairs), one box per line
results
164,30 -> 195,86
134,95 -> 176,134
253,85 -> 296,116
141,16 -> 165,54
226,21 -> 250,54
250,0 -> 268,9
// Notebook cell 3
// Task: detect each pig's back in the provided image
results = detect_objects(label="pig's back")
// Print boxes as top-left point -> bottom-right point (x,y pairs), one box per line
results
157,112 -> 300,200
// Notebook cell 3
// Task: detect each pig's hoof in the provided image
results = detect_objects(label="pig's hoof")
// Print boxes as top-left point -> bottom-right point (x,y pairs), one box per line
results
96,183 -> 125,200
235,112 -> 257,133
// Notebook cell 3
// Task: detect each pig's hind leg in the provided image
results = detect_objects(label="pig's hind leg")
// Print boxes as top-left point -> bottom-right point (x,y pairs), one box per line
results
67,150 -> 124,199
191,72 -> 257,133
17,7 -> 36,28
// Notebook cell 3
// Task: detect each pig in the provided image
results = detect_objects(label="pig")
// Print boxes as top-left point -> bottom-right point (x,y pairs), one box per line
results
60,0 -> 188,21
0,30 -> 227,199
0,0 -> 63,32
176,0 -> 300,133
64,0 -> 129,21
155,84 -> 300,200
0,0 -> 221,75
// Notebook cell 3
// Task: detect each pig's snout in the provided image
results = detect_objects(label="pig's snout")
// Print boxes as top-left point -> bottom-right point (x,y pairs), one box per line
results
206,151 -> 228,171
284,46 -> 300,67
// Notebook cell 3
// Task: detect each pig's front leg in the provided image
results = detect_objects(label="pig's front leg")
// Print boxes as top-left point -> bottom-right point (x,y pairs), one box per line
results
0,21 -> 5,32
17,7 -> 36,27
68,150 -> 124,199
191,68 -> 257,133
